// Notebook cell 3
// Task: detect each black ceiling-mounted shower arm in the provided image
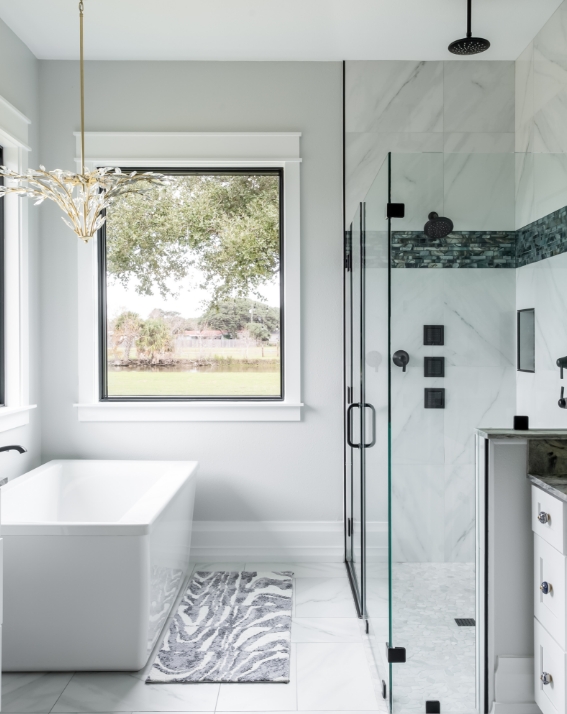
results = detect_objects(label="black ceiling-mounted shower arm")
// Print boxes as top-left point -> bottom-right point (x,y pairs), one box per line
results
448,0 -> 490,55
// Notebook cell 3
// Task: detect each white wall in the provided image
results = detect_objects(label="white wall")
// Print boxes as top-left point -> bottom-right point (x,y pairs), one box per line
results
38,61 -> 343,526
0,18 -> 41,478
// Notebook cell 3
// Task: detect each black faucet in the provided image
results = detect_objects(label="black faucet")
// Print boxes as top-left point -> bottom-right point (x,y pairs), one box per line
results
0,445 -> 26,454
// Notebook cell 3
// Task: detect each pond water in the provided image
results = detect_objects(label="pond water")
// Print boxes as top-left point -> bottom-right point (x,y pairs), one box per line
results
108,361 -> 279,373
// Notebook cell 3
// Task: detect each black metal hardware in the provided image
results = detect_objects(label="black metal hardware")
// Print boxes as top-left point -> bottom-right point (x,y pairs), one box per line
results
424,356 -> 445,378
540,581 -> 551,595
541,672 -> 552,685
538,511 -> 550,524
455,618 -> 475,626
393,350 -> 410,372
347,517 -> 351,538
425,388 -> 445,409
424,325 -> 444,346
387,646 -> 406,663
558,356 -> 567,379
559,387 -> 567,409
347,403 -> 376,448
0,445 -> 26,454
381,680 -> 387,700
426,702 -> 441,714
365,619 -> 369,634
513,415 -> 529,430
387,202 -> 405,218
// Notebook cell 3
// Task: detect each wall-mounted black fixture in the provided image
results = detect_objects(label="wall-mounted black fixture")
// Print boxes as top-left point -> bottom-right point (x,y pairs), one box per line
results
559,387 -> 567,409
0,445 -> 26,454
517,309 -> 535,372
387,203 -> 405,219
424,357 -> 445,378
425,388 -> 445,409
393,350 -> 410,372
557,356 -> 567,379
424,325 -> 444,346
425,702 -> 441,714
424,212 -> 453,239
448,0 -> 490,55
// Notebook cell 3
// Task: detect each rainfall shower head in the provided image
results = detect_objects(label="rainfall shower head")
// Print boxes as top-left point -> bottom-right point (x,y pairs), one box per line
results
448,0 -> 490,56
424,212 -> 454,239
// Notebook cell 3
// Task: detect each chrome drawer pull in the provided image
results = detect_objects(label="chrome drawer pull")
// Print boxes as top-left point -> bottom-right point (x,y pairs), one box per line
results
538,511 -> 551,524
540,581 -> 552,594
541,672 -> 552,685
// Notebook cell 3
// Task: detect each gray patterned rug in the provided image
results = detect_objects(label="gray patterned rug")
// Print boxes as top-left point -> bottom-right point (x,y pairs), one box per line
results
146,570 -> 293,683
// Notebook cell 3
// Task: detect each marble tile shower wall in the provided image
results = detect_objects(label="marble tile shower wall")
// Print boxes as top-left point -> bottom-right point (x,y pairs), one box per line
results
345,60 -> 515,226
516,0 -> 567,229
346,60 -> 517,564
390,270 -> 516,563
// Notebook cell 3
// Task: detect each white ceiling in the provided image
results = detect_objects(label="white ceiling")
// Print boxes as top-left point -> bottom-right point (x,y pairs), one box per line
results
0,0 -> 561,62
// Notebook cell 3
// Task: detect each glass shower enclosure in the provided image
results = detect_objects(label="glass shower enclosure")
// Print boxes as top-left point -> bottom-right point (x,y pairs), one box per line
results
345,151 -> 515,712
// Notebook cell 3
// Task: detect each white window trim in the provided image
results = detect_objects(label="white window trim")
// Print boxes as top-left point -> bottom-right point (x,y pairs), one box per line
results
0,94 -> 37,432
74,132 -> 302,422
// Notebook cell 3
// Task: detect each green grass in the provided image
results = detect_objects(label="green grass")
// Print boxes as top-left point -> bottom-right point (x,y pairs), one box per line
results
107,370 -> 282,397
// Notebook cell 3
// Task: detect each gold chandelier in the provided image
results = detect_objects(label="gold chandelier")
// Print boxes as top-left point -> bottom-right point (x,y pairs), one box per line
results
0,1 -> 166,242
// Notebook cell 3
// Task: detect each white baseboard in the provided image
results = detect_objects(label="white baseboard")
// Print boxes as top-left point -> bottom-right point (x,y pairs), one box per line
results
190,520 -> 388,563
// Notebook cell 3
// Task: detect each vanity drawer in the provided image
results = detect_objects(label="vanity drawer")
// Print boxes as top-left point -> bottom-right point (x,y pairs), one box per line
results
532,486 -> 567,554
535,618 -> 567,714
535,534 -> 567,648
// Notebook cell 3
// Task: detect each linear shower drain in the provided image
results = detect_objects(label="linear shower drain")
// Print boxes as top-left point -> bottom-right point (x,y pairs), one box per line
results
455,618 -> 475,626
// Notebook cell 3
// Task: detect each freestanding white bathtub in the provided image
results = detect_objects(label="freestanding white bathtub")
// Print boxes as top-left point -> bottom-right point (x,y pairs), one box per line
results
0,459 -> 198,671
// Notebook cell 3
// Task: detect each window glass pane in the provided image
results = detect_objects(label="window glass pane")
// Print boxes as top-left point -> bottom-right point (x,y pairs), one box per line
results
102,171 -> 282,399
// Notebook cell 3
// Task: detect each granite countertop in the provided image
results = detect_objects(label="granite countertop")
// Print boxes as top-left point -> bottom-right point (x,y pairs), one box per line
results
528,474 -> 567,504
477,428 -> 567,439
527,438 -> 567,503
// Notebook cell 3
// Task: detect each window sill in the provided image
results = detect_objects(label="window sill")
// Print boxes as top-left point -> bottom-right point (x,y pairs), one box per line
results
0,405 -> 37,433
74,401 -> 303,422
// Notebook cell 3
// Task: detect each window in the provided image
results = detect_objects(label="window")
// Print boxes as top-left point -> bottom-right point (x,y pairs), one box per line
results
98,169 -> 283,401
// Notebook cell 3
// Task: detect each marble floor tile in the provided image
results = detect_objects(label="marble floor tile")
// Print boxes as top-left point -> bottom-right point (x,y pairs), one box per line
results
1,673 -> 74,713
244,563 -> 347,578
215,644 -> 297,711
52,673 -> 219,712
292,618 -> 362,643
295,578 -> 358,618
297,643 -> 379,711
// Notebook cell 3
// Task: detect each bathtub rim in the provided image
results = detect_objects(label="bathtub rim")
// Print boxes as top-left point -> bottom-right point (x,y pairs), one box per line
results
0,459 -> 198,536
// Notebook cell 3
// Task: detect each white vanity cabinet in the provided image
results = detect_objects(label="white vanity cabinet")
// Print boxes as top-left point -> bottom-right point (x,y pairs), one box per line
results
532,484 -> 567,714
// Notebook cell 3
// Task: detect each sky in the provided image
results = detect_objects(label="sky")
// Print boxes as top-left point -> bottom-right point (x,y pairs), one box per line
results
106,267 -> 280,320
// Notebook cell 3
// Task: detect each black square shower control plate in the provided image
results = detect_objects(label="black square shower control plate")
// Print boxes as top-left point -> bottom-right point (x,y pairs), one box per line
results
424,357 -> 445,378
425,388 -> 445,409
424,325 -> 444,346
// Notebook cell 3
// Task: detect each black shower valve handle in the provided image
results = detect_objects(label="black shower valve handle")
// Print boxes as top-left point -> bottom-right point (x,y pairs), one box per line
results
559,387 -> 567,409
557,356 -> 567,379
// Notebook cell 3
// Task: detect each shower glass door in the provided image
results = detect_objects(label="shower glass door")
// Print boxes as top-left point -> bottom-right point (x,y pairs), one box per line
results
345,156 -> 390,682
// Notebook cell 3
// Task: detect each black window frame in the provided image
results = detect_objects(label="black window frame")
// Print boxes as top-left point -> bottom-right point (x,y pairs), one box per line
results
98,166 -> 285,402
0,146 -> 5,406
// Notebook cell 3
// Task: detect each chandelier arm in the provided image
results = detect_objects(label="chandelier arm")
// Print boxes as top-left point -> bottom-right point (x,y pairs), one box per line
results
33,169 -> 83,223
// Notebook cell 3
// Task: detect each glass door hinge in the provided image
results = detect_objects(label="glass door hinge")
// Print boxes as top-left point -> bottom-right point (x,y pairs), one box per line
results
347,386 -> 352,403
386,202 -> 405,219
347,517 -> 351,537
387,646 -> 406,663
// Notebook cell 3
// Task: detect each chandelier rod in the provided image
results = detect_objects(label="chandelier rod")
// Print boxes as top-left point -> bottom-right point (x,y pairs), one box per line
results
79,0 -> 85,174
